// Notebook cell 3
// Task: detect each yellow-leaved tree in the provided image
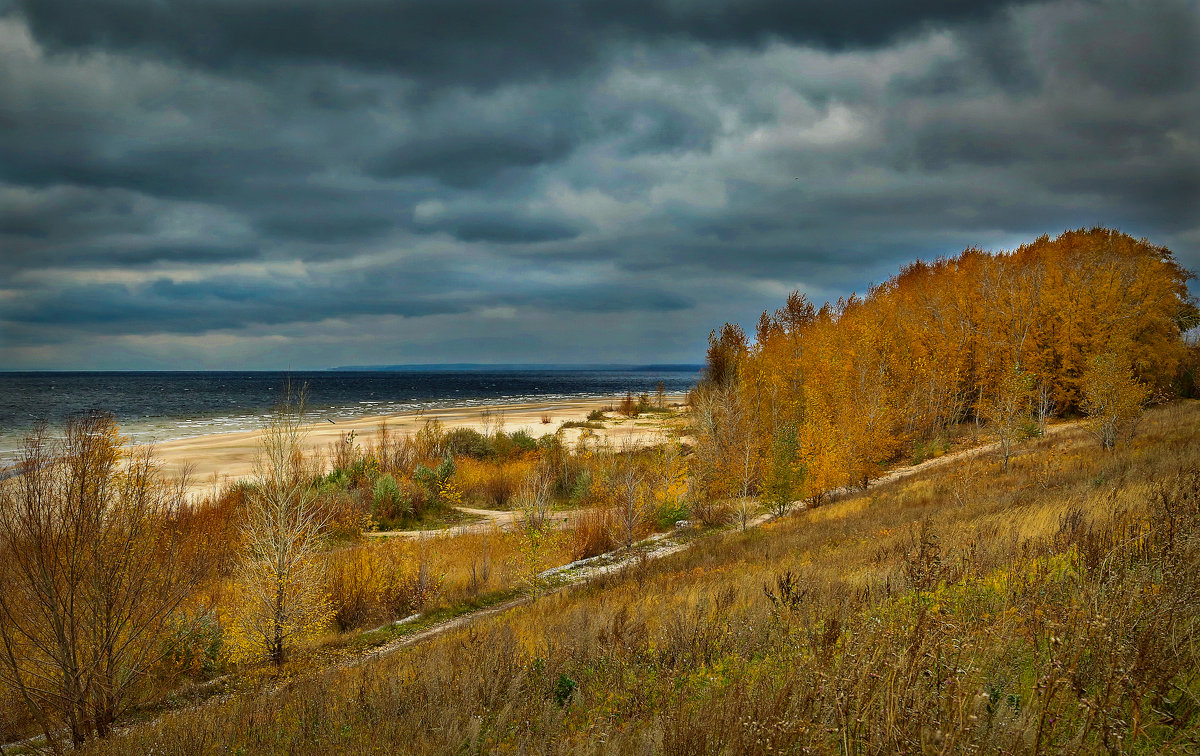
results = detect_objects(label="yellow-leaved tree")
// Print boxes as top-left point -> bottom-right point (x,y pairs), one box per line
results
225,388 -> 334,666
1080,350 -> 1149,451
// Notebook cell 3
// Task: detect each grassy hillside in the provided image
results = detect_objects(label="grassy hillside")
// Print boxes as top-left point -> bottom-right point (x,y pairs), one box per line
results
86,401 -> 1200,754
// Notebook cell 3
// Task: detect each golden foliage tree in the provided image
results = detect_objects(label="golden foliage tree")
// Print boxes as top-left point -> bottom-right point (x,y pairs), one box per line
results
1080,351 -> 1149,451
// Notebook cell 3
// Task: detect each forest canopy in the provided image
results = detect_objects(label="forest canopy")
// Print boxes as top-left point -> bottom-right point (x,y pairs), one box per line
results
695,227 -> 1199,502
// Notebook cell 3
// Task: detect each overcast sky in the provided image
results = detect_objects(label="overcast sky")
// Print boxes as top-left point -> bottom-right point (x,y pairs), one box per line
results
0,0 -> 1197,369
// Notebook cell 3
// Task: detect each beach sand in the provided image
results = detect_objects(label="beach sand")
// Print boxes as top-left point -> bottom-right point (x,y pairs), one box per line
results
154,395 -> 688,498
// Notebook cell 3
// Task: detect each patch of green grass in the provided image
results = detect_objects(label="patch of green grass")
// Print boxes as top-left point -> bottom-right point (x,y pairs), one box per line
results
559,420 -> 605,430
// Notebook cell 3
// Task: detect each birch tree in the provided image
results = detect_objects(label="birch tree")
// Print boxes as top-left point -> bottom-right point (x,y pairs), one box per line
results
228,388 -> 332,666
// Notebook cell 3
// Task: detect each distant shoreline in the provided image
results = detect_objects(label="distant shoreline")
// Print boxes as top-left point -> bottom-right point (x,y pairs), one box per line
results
0,368 -> 701,468
0,364 -> 704,374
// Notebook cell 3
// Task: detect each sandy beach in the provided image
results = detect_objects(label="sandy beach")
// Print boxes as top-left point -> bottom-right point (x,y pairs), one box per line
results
155,394 -> 688,497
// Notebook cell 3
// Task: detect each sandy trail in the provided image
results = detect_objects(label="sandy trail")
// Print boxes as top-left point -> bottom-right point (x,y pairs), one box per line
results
154,395 -> 686,497
367,506 -> 597,540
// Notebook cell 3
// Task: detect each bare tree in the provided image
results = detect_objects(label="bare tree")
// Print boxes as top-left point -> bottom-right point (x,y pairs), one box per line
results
736,424 -> 759,532
480,409 -> 505,439
0,414 -> 212,750
1034,379 -> 1057,435
517,462 -> 555,532
612,442 -> 648,548
231,387 -> 332,666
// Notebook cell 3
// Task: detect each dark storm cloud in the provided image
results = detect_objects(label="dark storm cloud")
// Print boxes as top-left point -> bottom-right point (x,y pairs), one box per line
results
369,131 -> 577,189
0,255 -> 694,344
422,215 -> 581,245
14,0 -> 1036,86
1,0 -> 1197,369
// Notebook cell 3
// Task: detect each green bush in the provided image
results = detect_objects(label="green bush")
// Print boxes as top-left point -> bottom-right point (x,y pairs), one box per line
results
373,474 -> 402,506
560,420 -> 604,430
317,469 -> 352,492
654,500 -> 690,530
569,469 -> 593,505
414,456 -> 456,504
510,430 -> 537,454
371,474 -> 411,526
444,428 -> 491,459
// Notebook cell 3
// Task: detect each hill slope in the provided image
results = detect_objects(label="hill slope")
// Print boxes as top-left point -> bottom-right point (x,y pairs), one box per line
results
89,401 -> 1200,754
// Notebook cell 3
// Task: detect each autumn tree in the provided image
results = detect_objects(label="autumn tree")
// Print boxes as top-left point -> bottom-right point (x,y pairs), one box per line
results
762,425 -> 802,517
227,388 -> 333,666
0,414 -> 212,749
703,322 -> 748,389
1081,350 -> 1149,450
690,376 -> 760,527
984,366 -> 1035,471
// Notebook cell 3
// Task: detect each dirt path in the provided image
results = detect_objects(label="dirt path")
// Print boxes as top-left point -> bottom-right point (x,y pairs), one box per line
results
366,506 -> 596,540
874,419 -> 1082,484
350,530 -> 694,667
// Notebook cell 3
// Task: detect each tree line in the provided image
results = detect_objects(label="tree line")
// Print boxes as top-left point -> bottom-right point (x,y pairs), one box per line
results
691,227 -> 1198,508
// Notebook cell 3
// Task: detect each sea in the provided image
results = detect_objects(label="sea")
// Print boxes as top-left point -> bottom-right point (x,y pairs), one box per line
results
0,367 -> 701,466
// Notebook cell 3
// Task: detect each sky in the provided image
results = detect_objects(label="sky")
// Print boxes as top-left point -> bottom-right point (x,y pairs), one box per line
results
0,0 -> 1197,370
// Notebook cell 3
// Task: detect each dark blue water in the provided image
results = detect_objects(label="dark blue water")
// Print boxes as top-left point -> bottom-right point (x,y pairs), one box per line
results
0,368 -> 700,463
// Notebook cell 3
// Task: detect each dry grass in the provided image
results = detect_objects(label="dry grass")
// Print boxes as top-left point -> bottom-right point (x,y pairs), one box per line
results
320,523 -> 577,634
453,457 -> 535,509
567,506 -> 620,560
76,402 -> 1200,754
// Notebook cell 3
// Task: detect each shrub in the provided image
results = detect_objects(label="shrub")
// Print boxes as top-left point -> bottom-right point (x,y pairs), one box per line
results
560,420 -> 604,430
323,544 -> 422,631
510,430 -> 538,454
454,458 -> 534,509
654,500 -> 690,530
619,391 -> 638,417
444,428 -> 492,459
348,454 -> 381,488
415,456 -> 457,507
371,474 -> 411,527
317,487 -> 370,539
317,469 -> 351,492
689,497 -> 733,527
373,474 -> 402,505
568,468 -> 593,505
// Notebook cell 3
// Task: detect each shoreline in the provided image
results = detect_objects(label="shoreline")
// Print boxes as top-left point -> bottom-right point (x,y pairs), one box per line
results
152,394 -> 688,497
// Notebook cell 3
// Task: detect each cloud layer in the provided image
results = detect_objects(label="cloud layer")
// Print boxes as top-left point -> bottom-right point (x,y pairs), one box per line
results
1,0 -> 1197,368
